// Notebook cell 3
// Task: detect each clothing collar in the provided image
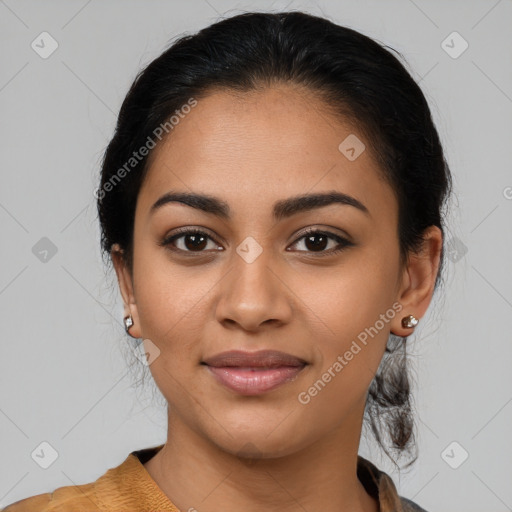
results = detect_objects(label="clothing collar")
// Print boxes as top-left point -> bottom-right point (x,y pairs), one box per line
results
115,443 -> 409,512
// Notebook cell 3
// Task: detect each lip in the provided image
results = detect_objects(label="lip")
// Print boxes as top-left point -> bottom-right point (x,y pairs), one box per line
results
202,350 -> 307,395
203,349 -> 307,368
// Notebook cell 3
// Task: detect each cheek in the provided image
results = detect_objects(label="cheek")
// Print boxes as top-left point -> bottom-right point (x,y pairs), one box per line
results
295,275 -> 393,426
133,240 -> 212,329
295,253 -> 399,336
293,252 -> 398,382
131,260 -> 209,402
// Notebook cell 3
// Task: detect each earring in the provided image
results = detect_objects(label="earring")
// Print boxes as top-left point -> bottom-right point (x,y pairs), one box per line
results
124,315 -> 134,333
401,314 -> 419,329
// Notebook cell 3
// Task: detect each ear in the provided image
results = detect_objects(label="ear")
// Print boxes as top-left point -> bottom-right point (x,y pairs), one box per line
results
111,244 -> 142,339
391,226 -> 443,337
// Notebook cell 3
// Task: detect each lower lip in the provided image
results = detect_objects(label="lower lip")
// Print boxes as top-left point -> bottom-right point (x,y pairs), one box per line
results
206,365 -> 305,395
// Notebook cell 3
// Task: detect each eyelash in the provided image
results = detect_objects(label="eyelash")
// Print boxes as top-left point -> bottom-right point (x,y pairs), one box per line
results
160,227 -> 354,257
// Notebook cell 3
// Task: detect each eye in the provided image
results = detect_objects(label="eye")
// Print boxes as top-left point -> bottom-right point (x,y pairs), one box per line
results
160,227 -> 353,256
288,228 -> 354,255
160,228 -> 222,253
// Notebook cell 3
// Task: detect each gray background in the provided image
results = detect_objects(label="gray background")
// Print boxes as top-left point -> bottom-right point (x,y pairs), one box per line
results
1,0 -> 511,510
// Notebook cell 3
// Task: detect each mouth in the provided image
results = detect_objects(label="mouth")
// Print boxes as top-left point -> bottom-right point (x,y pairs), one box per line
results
202,350 -> 308,396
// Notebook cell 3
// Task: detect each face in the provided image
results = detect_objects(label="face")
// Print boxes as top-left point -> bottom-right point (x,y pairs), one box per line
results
113,84 -> 436,459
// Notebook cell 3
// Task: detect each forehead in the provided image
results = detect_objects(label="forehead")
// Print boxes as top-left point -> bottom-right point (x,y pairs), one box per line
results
137,84 -> 396,221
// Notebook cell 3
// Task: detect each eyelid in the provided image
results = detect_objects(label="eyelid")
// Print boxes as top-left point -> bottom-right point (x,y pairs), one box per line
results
291,225 -> 353,244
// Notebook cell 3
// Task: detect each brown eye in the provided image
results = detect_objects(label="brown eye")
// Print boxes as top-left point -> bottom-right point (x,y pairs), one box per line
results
162,229 -> 222,253
180,232 -> 208,251
303,233 -> 329,251
289,229 -> 353,255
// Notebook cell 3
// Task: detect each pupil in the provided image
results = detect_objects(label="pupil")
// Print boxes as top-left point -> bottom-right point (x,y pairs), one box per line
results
186,234 -> 207,251
306,234 -> 327,251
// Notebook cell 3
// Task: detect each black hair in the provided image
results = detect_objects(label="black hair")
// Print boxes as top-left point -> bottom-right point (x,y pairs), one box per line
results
97,10 -> 452,469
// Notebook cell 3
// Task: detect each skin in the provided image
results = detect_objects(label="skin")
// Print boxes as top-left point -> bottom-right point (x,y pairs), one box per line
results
112,83 -> 442,512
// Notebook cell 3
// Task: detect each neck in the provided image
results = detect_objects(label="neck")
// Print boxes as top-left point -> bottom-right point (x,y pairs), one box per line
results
144,407 -> 379,512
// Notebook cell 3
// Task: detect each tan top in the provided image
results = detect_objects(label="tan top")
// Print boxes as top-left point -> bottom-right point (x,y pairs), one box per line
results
2,444 -> 428,511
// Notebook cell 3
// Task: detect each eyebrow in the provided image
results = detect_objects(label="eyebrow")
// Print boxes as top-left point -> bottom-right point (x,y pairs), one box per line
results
150,190 -> 370,221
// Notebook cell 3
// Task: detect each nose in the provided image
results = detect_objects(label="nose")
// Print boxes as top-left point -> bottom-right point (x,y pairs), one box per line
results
214,242 -> 293,332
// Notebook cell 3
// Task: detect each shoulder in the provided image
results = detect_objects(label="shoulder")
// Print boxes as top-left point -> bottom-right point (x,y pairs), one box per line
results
2,493 -> 52,511
400,495 -> 429,512
1,481 -> 99,511
1,446 -> 167,512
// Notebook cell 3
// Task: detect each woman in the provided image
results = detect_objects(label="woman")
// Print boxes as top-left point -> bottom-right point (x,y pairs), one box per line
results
3,10 -> 451,512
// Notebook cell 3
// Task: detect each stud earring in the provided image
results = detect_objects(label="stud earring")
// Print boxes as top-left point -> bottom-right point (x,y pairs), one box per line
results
124,315 -> 134,333
401,314 -> 419,329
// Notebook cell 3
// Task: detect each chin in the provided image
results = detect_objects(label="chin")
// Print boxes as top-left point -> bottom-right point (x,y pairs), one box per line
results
201,411 -> 307,460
